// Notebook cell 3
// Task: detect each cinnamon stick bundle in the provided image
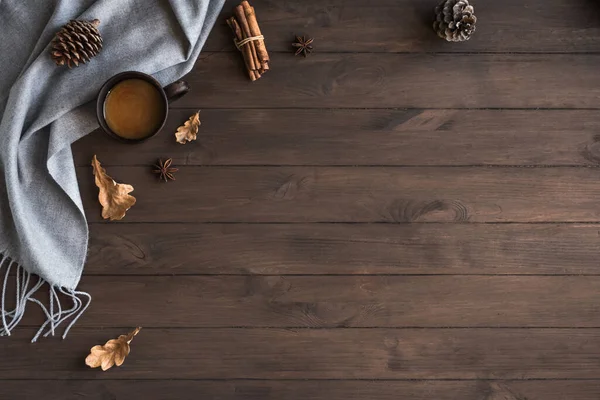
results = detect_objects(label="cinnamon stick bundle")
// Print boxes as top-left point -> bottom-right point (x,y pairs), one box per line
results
228,1 -> 269,81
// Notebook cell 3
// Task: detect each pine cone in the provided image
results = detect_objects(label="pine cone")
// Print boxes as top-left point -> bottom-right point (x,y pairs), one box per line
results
50,19 -> 103,68
433,0 -> 476,42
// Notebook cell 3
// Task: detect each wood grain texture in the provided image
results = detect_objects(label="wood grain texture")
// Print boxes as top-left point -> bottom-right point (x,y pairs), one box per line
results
177,54 -> 600,108
204,0 -> 600,53
73,109 -> 600,167
4,380 -> 600,400
38,0 -> 600,394
14,276 -> 600,328
77,167 -> 600,223
85,224 -> 600,275
3,328 -> 600,379
86,223 -> 600,275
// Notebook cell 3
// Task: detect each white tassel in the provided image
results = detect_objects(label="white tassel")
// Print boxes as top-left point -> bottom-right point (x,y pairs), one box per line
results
0,254 -> 92,342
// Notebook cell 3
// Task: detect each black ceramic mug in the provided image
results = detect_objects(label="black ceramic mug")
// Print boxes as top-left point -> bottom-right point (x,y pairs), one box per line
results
96,71 -> 189,143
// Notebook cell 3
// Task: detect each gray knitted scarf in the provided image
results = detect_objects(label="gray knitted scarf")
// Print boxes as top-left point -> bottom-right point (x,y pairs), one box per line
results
0,0 -> 224,341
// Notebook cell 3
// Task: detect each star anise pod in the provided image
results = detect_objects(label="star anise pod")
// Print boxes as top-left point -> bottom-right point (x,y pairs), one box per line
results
152,158 -> 178,182
292,35 -> 313,57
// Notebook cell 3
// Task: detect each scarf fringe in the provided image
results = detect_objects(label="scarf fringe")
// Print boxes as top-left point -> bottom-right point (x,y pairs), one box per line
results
0,255 -> 91,343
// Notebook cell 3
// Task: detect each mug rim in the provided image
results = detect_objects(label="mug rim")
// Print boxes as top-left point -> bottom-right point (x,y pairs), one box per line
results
96,71 -> 169,143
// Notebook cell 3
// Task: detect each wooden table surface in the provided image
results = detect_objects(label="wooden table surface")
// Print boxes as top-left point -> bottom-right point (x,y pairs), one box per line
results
4,0 -> 600,398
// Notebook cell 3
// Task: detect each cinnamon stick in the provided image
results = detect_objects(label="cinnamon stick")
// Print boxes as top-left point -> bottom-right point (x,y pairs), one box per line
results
241,1 -> 269,68
227,17 -> 257,81
234,5 -> 261,72
228,1 -> 269,80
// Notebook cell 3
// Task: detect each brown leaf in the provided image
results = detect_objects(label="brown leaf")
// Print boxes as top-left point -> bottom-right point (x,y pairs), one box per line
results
85,327 -> 141,371
175,111 -> 200,144
91,155 -> 136,221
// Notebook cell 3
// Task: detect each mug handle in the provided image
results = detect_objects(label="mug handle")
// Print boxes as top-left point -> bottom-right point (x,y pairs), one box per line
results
163,80 -> 190,103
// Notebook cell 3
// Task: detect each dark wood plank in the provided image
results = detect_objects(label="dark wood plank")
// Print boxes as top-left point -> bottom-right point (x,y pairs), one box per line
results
203,0 -> 600,53
73,109 -> 600,167
85,223 -> 600,275
3,328 -> 600,379
176,54 -> 600,108
16,276 -> 600,328
77,167 -> 600,223
5,380 -> 600,400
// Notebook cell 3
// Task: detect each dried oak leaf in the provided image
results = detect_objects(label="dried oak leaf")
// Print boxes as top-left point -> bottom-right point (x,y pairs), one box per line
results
85,327 -> 141,371
175,111 -> 200,144
92,155 -> 136,221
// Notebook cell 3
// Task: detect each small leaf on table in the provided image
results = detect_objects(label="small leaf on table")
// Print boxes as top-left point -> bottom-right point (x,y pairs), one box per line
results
175,111 -> 201,144
91,155 -> 136,221
85,327 -> 141,371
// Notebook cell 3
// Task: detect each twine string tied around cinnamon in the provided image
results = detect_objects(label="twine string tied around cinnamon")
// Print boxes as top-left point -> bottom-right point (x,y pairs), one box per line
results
233,34 -> 264,50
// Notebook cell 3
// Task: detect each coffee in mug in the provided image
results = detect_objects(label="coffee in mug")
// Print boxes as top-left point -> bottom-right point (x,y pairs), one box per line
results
96,71 -> 190,143
103,79 -> 166,140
